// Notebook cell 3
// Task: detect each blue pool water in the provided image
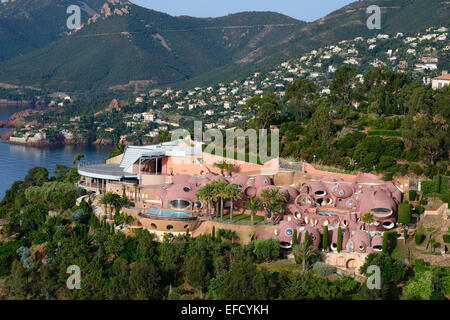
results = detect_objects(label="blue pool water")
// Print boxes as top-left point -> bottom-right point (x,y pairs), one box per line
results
146,208 -> 192,218
317,211 -> 339,216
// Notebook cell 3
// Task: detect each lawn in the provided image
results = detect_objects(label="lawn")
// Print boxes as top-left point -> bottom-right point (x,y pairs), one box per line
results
219,213 -> 265,223
259,259 -> 301,273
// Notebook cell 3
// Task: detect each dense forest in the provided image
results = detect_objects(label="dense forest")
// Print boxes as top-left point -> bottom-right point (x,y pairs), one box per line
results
240,66 -> 449,182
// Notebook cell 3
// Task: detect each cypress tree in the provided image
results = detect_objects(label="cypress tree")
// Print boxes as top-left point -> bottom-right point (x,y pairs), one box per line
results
292,229 -> 298,246
382,232 -> 389,253
337,227 -> 343,252
186,228 -> 190,237
212,226 -> 216,241
303,231 -> 310,246
322,226 -> 328,250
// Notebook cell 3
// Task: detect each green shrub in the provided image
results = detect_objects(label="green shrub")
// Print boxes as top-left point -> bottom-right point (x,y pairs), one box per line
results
398,203 -> 411,224
421,181 -> 435,196
443,234 -> 450,243
367,129 -> 401,137
415,233 -> 425,245
312,262 -> 336,276
414,205 -> 425,214
247,238 -> 280,262
420,199 -> 428,205
409,190 -> 417,201
414,259 -> 426,274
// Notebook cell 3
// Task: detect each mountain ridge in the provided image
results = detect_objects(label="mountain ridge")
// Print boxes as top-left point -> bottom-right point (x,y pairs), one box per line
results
0,0 -> 448,93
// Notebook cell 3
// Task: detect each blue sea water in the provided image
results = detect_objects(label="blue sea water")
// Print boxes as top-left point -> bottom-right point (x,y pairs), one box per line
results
0,105 -> 110,199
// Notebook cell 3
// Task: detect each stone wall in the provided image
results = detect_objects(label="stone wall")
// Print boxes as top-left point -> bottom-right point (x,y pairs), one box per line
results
322,251 -> 368,276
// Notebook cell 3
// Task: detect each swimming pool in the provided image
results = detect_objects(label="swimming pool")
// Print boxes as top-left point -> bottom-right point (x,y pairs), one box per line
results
146,208 -> 192,218
316,211 -> 340,216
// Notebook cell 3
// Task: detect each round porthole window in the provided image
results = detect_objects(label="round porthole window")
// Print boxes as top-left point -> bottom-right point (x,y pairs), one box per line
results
332,185 -> 338,192
195,201 -> 202,209
346,199 -> 354,206
347,241 -> 354,251
285,228 -> 293,236
339,190 -> 345,196
183,186 -> 191,192
151,223 -> 157,230
166,225 -> 174,231
264,179 -> 269,184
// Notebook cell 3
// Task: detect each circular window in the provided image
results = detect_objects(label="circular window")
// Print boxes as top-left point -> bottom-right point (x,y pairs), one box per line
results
346,199 -> 354,206
311,234 -> 316,241
151,223 -> 157,230
332,185 -> 338,192
264,179 -> 269,184
195,201 -> 202,209
183,186 -> 191,192
359,245 -> 365,251
184,224 -> 188,229
339,190 -> 345,196
166,225 -> 174,231
169,199 -> 191,210
346,241 -> 354,251
285,228 -> 293,236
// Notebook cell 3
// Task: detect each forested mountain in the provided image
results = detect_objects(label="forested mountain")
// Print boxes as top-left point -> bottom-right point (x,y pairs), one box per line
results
0,0 -> 448,93
0,0 -> 105,61
0,0 -> 304,91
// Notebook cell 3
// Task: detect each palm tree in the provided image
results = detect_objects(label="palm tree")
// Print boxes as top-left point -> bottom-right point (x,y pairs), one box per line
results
99,192 -> 113,218
196,184 -> 215,220
133,183 -> 139,204
213,162 -> 227,175
245,198 -> 262,225
260,188 -> 287,225
99,192 -> 122,219
213,180 -> 229,221
293,241 -> 320,275
362,212 -> 375,248
223,162 -> 234,177
225,184 -> 241,222
428,237 -> 436,252
72,153 -> 85,166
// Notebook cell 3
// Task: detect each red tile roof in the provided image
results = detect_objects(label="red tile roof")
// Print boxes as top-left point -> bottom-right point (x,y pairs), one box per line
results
434,74 -> 450,80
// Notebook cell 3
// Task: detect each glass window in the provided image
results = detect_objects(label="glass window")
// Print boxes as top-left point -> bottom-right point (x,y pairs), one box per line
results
183,186 -> 191,192
169,199 -> 191,210
285,228 -> 293,236
332,185 -> 339,192
346,241 -> 354,251
346,199 -> 354,206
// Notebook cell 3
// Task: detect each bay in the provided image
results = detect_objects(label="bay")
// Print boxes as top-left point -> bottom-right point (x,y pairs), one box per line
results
0,105 -> 110,199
